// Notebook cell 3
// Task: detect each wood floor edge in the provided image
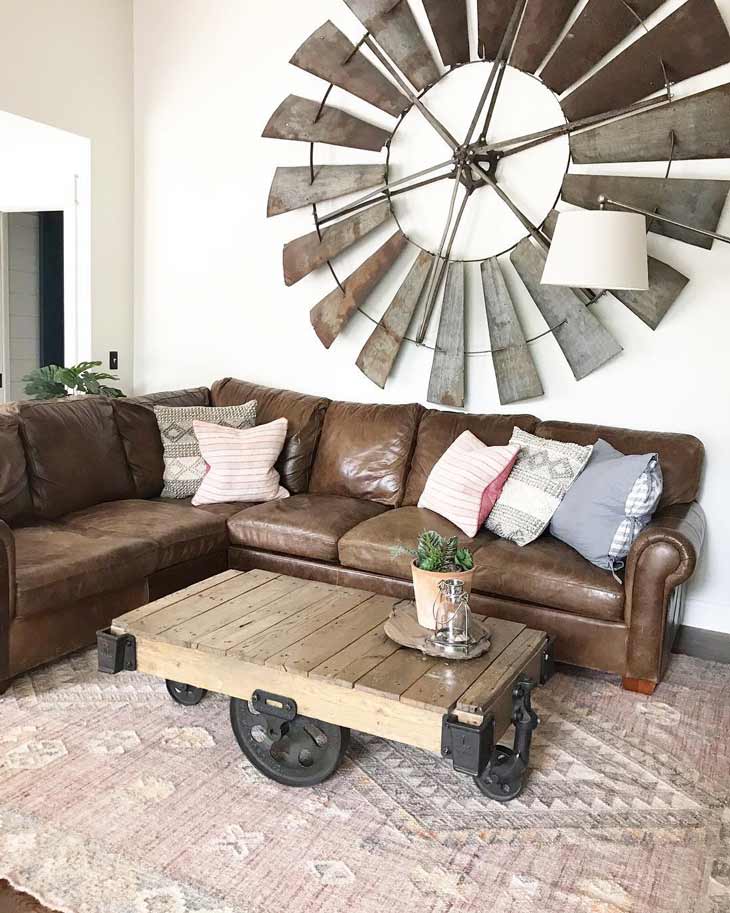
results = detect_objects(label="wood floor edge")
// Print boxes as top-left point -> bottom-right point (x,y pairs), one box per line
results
673,625 -> 730,665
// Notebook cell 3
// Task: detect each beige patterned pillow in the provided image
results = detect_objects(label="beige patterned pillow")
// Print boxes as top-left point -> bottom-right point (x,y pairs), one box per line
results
486,427 -> 593,546
154,401 -> 256,498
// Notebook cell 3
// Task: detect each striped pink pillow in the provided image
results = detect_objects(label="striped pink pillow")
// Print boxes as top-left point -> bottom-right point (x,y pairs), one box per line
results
418,431 -> 520,537
191,418 -> 289,506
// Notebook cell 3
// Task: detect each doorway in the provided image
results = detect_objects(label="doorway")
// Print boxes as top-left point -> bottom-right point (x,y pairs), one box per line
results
0,109 -> 92,405
0,211 -> 64,402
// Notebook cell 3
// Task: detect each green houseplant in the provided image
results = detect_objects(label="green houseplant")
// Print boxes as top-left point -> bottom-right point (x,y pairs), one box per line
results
394,531 -> 475,629
22,362 -> 124,400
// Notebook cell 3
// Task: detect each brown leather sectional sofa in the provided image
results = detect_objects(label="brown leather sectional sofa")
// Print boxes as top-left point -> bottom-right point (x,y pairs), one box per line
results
0,377 -> 706,695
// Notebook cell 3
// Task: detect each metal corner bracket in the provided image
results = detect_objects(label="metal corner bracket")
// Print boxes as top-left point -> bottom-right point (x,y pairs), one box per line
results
97,628 -> 137,675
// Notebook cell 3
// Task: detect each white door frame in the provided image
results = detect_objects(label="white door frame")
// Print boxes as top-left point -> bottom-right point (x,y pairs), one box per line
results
0,213 -> 8,403
0,111 -> 91,390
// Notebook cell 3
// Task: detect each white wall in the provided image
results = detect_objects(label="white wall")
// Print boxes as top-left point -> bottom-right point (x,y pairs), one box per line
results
134,0 -> 730,633
0,0 -> 134,392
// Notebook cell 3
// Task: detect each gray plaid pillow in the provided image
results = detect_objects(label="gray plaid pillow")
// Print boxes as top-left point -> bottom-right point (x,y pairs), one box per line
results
155,401 -> 256,499
550,439 -> 663,571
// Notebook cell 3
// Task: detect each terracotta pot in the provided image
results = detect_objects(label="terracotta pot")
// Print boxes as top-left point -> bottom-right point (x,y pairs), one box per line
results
411,562 -> 475,630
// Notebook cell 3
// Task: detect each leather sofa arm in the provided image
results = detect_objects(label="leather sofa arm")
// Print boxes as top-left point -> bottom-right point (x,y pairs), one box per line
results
623,501 -> 706,686
0,519 -> 15,682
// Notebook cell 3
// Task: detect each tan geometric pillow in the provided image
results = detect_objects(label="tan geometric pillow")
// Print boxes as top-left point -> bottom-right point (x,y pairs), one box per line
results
486,427 -> 593,546
154,401 -> 256,498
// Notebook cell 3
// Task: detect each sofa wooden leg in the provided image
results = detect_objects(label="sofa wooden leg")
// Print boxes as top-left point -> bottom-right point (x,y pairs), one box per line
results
622,677 -> 657,695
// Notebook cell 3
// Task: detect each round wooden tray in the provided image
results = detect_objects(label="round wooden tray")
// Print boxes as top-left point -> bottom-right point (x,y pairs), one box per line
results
384,602 -> 491,660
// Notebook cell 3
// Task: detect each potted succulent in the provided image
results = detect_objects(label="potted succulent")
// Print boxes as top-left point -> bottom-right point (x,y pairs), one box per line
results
394,531 -> 475,630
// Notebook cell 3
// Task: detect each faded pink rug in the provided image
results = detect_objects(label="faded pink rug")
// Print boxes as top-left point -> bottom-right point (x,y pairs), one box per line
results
0,650 -> 728,913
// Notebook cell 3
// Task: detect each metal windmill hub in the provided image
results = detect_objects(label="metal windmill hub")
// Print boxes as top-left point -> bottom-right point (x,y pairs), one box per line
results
451,143 -> 502,193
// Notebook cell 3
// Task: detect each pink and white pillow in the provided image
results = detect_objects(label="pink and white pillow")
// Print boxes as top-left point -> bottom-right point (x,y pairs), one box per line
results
191,418 -> 289,506
418,431 -> 520,537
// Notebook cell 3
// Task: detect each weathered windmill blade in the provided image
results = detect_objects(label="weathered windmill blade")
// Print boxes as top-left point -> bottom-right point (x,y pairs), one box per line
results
262,95 -> 391,152
342,0 -> 439,91
543,211 -> 688,330
268,165 -> 386,218
290,22 -> 409,118
310,231 -> 408,348
510,0 -> 577,74
422,0 -> 470,68
511,238 -> 622,380
283,201 -> 392,286
480,259 -> 543,405
541,0 -> 664,95
561,173 -> 730,251
612,260 -> 690,330
571,83 -> 730,164
562,0 -> 730,122
428,261 -> 465,408
477,0 -> 514,60
356,249 -> 433,387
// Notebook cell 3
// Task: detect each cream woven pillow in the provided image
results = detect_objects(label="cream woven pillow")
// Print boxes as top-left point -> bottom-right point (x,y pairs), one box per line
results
192,418 -> 289,506
486,428 -> 593,546
155,401 -> 256,499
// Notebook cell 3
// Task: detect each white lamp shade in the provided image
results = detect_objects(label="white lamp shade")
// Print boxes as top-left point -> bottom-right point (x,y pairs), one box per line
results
541,210 -> 649,291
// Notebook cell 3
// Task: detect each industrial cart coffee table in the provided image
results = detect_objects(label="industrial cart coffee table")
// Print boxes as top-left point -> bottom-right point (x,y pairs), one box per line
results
98,569 -> 554,801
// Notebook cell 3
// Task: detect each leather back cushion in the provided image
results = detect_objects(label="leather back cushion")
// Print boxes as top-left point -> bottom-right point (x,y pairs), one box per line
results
19,397 -> 135,519
535,421 -> 704,508
310,401 -> 422,506
113,387 -> 210,498
0,407 -> 33,525
404,410 -> 539,506
211,378 -> 329,494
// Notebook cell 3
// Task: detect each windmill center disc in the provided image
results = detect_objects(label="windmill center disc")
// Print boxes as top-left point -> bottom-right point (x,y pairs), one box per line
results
387,61 -> 569,261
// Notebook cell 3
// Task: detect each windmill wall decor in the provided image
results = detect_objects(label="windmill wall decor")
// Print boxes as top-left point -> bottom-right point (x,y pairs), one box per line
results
263,0 -> 730,407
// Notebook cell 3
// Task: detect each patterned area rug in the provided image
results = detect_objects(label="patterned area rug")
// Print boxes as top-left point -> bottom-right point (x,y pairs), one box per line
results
0,650 -> 727,913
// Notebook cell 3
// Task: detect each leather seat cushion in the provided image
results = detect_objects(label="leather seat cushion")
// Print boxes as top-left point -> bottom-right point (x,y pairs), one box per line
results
61,499 -> 229,569
113,388 -> 210,498
535,420 -> 704,510
403,409 -> 539,506
14,522 -> 158,618
0,407 -> 33,525
309,401 -> 422,506
211,378 -> 329,494
152,497 -> 258,519
471,535 -> 625,622
227,494 -> 388,562
338,506 -> 496,580
19,397 -> 135,519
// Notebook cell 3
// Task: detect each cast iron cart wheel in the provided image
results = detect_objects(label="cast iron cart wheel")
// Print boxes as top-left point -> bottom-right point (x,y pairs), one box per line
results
166,680 -> 207,706
230,697 -> 350,787
474,746 -> 525,802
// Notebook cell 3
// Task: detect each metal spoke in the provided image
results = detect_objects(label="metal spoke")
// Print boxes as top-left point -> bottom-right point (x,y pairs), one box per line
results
464,0 -> 528,147
472,162 -> 548,252
474,165 -> 599,304
416,168 -> 470,343
318,159 -> 453,226
363,35 -> 460,151
478,94 -> 671,159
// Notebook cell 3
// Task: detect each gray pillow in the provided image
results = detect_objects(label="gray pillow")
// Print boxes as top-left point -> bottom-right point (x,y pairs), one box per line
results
550,439 -> 663,571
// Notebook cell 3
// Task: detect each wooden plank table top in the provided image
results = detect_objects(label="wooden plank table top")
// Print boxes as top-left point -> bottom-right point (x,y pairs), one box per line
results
115,570 -> 548,728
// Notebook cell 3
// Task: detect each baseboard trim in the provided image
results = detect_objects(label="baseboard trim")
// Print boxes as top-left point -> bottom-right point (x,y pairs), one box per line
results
673,625 -> 730,665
